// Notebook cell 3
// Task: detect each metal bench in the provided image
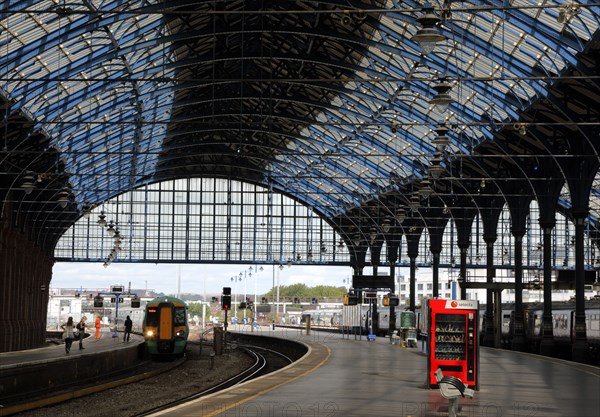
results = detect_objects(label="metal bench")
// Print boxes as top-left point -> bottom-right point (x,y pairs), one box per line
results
434,369 -> 475,417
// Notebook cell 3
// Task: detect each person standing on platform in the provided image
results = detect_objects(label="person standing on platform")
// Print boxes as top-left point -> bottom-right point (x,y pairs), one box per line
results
123,315 -> 133,342
95,314 -> 102,341
76,316 -> 87,350
61,316 -> 75,354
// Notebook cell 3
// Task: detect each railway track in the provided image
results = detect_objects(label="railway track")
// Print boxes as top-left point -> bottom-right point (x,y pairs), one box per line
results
7,334 -> 300,417
0,356 -> 183,416
131,345 -> 284,417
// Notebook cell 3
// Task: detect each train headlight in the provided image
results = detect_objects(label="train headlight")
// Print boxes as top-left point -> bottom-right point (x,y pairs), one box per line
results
146,330 -> 154,337
176,330 -> 185,337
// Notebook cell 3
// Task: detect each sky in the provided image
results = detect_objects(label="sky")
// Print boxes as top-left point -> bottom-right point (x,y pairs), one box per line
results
51,262 -> 356,297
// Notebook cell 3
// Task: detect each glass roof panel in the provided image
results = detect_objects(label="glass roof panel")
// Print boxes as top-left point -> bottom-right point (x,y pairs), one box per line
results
1,1 -> 599,219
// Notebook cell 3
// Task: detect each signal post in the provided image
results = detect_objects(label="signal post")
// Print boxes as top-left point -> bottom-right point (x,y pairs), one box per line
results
92,284 -> 140,338
220,287 -> 231,350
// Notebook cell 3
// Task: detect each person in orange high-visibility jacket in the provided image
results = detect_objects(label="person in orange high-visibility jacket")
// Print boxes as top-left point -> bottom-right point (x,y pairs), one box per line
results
95,315 -> 102,341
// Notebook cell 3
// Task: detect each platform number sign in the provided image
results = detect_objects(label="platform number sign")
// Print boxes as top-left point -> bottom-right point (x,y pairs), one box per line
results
363,292 -> 377,300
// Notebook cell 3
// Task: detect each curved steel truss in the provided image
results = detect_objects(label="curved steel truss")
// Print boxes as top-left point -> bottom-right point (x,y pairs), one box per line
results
1,1 -> 599,258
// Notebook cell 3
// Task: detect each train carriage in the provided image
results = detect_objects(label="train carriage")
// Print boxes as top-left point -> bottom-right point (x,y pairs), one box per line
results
143,296 -> 189,358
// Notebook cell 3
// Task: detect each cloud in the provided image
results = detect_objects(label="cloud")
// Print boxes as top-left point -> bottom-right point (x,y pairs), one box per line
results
52,263 -> 352,295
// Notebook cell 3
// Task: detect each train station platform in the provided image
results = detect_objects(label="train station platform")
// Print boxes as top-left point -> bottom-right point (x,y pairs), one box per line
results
0,331 -> 145,408
152,327 -> 600,417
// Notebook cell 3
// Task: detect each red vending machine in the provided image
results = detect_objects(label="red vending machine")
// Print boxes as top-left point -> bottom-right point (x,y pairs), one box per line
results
426,299 -> 479,389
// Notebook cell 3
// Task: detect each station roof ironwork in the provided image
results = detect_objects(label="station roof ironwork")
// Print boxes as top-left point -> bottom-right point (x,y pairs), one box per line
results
1,1 -> 599,255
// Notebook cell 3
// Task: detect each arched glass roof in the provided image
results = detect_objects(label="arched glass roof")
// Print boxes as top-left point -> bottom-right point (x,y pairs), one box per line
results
1,1 -> 599,252
2,1 -> 175,206
54,177 -> 349,265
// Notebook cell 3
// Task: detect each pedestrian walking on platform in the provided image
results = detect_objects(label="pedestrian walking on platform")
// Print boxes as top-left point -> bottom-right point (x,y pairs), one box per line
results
61,316 -> 75,354
95,314 -> 102,341
76,316 -> 87,350
123,315 -> 133,342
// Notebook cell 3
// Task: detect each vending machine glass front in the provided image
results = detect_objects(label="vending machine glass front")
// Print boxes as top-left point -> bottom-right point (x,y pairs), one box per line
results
434,314 -> 466,361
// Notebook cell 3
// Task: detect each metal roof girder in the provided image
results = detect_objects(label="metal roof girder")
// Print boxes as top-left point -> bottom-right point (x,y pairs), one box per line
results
275,149 -> 383,199
165,127 -> 316,152
300,79 -> 406,125
2,6 -> 163,75
61,110 -> 137,150
536,94 -> 598,154
571,48 -> 600,90
15,67 -> 161,126
308,107 -> 418,178
171,89 -> 366,126
42,81 -> 138,123
487,5 -> 586,61
305,124 -> 347,147
414,53 -> 527,121
47,103 -> 136,142
304,145 -> 386,189
34,75 -> 123,122
296,167 -> 357,199
8,26 -> 167,111
269,173 -> 339,210
11,54 -> 129,114
441,23 -> 548,98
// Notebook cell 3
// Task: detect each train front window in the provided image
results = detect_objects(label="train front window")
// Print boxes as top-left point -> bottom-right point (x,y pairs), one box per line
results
146,308 -> 160,326
174,307 -> 186,325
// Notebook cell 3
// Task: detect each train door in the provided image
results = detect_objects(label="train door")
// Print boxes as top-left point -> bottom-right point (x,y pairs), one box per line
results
509,311 -> 515,338
379,312 -> 389,336
591,313 -> 600,337
159,304 -> 173,340
524,308 -> 539,339
567,310 -> 589,343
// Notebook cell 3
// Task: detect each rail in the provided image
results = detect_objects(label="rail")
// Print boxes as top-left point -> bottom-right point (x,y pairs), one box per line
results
131,346 -> 268,417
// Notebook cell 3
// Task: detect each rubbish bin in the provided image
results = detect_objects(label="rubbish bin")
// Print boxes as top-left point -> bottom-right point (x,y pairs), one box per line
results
213,326 -> 223,355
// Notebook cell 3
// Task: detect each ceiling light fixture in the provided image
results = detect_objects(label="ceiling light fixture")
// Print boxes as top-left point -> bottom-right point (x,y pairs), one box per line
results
419,180 -> 434,199
557,4 -> 579,24
107,221 -> 116,236
369,227 -> 377,243
430,77 -> 453,112
408,195 -> 420,212
21,174 -> 36,195
432,125 -> 450,152
382,218 -> 391,233
57,189 -> 70,208
411,2 -> 445,54
514,123 -> 527,136
396,208 -> 406,223
428,156 -> 445,179
82,205 -> 92,219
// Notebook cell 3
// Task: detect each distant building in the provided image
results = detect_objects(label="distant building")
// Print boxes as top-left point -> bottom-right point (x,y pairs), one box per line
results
47,287 -> 159,329
394,269 -> 577,306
